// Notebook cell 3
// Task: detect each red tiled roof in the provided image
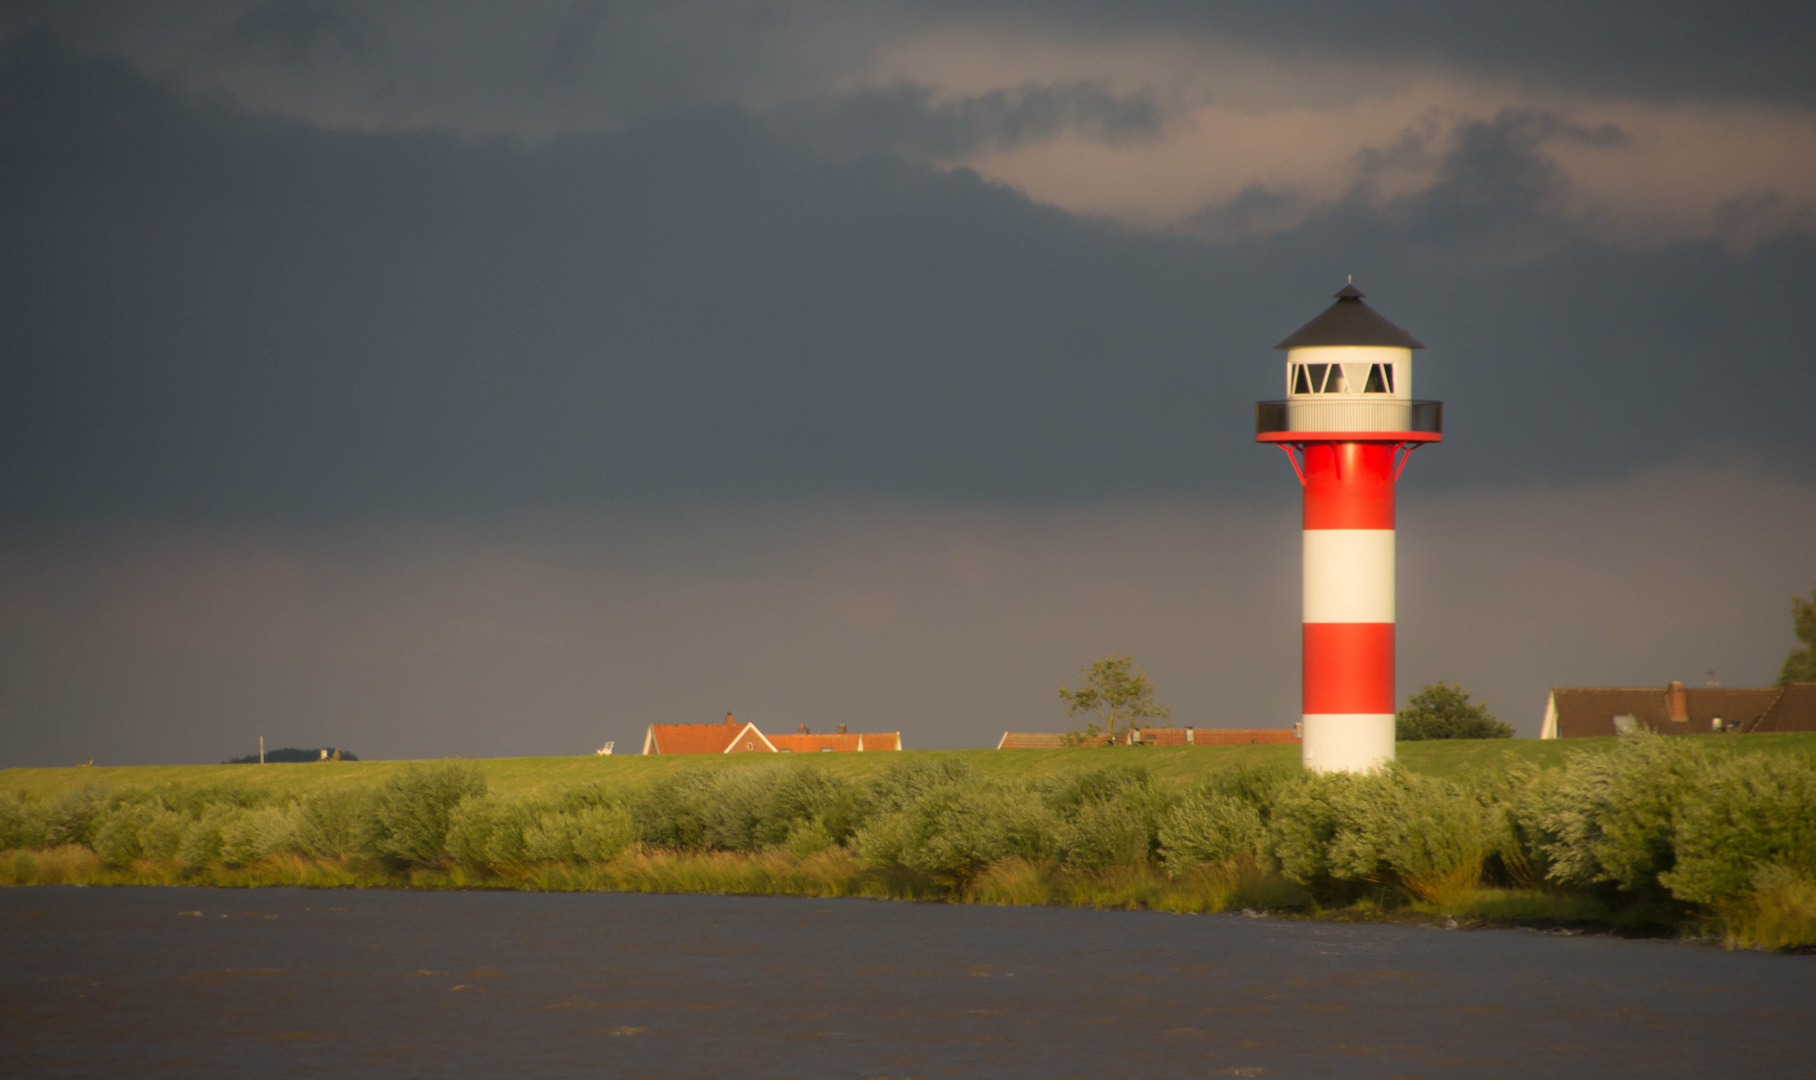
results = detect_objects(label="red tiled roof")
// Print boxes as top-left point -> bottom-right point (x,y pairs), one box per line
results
768,733 -> 861,752
644,722 -> 777,754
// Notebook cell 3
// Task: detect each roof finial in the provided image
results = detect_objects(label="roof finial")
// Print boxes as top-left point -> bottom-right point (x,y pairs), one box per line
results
1347,274 -> 1352,284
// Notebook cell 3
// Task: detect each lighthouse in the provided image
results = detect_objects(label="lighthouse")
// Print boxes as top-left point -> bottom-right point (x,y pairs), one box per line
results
1256,284 -> 1442,773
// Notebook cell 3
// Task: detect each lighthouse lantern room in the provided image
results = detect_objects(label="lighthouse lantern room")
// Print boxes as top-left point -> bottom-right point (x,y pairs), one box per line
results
1257,284 -> 1442,774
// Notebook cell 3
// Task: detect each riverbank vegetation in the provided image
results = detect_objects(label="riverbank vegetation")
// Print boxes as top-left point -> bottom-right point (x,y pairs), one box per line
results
4,736 -> 1814,951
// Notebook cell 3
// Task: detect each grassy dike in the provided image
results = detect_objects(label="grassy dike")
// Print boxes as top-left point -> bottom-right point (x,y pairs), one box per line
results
5,736 -> 1816,951
19,733 -> 1816,802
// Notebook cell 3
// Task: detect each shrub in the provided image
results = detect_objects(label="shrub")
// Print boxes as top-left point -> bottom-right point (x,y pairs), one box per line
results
1660,755 -> 1816,906
696,769 -> 787,853
179,806 -> 242,867
783,816 -> 837,857
1539,735 -> 1706,893
445,794 -> 532,867
855,783 -> 1056,889
1047,766 -> 1172,872
0,791 -> 48,850
1267,772 -> 1367,889
139,806 -> 191,861
366,764 -> 488,865
1396,683 -> 1512,740
759,767 -> 861,847
1329,771 -> 1497,904
42,786 -> 111,847
294,787 -> 377,858
861,758 -> 977,817
1478,764 -> 1552,888
1057,797 -> 1152,872
630,770 -> 722,851
221,803 -> 304,866
1044,764 -> 1154,816
1158,793 -> 1267,872
447,796 -> 637,868
559,803 -> 638,862
93,802 -> 160,865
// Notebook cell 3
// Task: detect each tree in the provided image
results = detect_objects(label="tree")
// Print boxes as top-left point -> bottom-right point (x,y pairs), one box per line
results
1059,654 -> 1170,744
1395,683 -> 1512,741
1779,584 -> 1816,686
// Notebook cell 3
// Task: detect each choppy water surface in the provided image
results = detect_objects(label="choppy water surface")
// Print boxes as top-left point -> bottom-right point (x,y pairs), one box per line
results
2,888 -> 1810,1078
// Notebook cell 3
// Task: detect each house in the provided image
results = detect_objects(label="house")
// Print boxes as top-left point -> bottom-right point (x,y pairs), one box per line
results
641,715 -> 903,754
1539,680 -> 1816,738
995,727 -> 1300,748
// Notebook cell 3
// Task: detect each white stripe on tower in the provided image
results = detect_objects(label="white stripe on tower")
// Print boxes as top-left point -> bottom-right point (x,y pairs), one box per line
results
1302,530 -> 1395,624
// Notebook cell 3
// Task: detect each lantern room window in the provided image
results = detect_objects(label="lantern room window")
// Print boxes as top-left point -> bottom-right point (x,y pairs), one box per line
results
1291,362 -> 1396,395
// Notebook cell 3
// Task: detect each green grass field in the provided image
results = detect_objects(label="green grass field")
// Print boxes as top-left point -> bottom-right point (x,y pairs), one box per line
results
7,733 -> 1814,802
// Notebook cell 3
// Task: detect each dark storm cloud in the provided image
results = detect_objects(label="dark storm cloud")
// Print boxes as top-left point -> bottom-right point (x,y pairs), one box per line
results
211,0 -> 385,71
937,0 -> 1816,106
2,35 -> 1814,527
777,80 -> 1166,161
1301,108 -> 1636,263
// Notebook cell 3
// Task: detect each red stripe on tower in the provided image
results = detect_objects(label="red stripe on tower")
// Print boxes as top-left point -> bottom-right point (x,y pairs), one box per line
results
1302,623 -> 1395,714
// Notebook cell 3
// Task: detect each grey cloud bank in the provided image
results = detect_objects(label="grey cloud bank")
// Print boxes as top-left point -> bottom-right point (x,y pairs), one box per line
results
2,38 -> 1812,525
1,466 -> 1809,767
11,1 -> 1815,130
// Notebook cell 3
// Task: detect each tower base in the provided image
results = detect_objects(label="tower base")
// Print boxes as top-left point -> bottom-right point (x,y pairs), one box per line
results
1300,714 -> 1395,774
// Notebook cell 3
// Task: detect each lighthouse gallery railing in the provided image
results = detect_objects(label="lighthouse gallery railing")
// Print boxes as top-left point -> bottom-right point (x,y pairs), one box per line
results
1255,399 -> 1442,436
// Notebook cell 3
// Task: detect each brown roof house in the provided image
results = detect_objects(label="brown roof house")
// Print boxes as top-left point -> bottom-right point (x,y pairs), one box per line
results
642,715 -> 902,754
1540,680 -> 1816,738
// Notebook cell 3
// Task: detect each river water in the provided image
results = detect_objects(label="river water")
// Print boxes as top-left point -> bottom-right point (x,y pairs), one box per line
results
2,887 -> 1810,1078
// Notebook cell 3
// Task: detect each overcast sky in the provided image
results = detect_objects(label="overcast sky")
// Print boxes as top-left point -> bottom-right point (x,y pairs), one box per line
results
1,3 -> 1812,764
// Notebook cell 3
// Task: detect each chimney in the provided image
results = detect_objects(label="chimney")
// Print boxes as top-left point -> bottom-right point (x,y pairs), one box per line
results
799,722 -> 810,734
1667,680 -> 1688,724
837,724 -> 847,735
725,713 -> 735,724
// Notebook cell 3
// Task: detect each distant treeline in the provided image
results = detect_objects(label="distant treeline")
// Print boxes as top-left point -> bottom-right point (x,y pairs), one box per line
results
224,748 -> 359,764
4,735 -> 1813,950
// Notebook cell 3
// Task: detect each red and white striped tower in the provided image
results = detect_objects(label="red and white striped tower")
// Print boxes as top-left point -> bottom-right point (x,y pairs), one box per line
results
1256,284 -> 1442,773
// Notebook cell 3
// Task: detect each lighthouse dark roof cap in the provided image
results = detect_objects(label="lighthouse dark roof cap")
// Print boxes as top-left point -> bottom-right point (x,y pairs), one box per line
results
1274,284 -> 1423,350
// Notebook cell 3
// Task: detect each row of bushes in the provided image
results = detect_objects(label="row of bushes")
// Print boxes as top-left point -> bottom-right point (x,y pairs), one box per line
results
4,737 -> 1814,943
